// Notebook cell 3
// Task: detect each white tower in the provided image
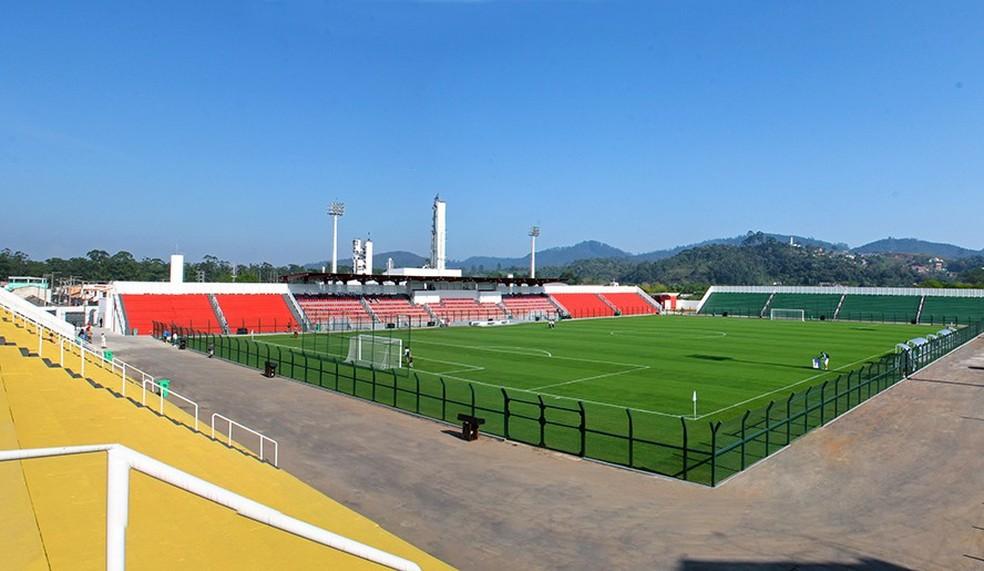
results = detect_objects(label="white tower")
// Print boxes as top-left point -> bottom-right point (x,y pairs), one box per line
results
431,195 -> 447,271
328,201 -> 345,273
169,254 -> 184,284
352,239 -> 365,275
529,226 -> 540,279
351,237 -> 374,276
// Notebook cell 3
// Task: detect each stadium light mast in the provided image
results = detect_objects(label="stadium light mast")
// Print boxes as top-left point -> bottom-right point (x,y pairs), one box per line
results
529,225 -> 540,279
328,201 -> 345,274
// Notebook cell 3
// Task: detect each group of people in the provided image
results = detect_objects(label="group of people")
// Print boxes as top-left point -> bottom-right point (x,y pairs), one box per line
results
812,351 -> 830,370
77,324 -> 108,349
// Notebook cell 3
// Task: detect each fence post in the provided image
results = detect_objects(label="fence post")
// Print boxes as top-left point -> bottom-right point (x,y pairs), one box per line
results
469,383 -> 476,418
501,388 -> 510,439
577,401 -> 586,457
414,373 -> 421,414
625,408 -> 635,468
764,401 -> 774,455
740,409 -> 750,471
392,369 -> 399,407
680,416 -> 688,481
537,395 -> 546,447
440,378 -> 447,420
371,366 -> 377,401
803,386 -> 811,432
785,393 -> 794,444
710,421 -> 721,486
318,357 -> 324,387
335,360 -> 340,390
820,381 -> 828,425
833,376 -> 841,416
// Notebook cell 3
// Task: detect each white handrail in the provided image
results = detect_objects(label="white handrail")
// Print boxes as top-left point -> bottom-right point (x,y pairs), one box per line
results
0,444 -> 421,571
211,413 -> 278,467
141,379 -> 200,432
0,301 -> 273,467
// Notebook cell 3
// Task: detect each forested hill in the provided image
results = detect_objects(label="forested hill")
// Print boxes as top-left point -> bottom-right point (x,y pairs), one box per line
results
548,236 -> 984,293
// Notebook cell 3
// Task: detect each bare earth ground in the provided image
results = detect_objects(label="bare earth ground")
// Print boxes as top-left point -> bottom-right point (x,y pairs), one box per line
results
107,331 -> 984,570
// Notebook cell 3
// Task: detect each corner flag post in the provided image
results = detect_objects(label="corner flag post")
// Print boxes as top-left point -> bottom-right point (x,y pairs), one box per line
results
692,390 -> 698,419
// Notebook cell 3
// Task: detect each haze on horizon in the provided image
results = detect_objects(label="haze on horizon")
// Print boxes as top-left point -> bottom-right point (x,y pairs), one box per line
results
1,1 -> 982,264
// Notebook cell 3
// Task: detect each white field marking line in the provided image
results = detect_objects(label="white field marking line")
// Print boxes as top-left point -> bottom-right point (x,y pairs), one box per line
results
439,367 -> 488,375
406,338 -> 647,368
608,329 -> 728,340
409,367 -> 685,418
529,365 -> 651,391
413,355 -> 485,370
694,350 -> 890,420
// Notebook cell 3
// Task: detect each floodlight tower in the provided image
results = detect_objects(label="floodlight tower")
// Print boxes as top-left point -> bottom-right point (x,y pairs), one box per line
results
529,225 -> 541,279
328,201 -> 345,274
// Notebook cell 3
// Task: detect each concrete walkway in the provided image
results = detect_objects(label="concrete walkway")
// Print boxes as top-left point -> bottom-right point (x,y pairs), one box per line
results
108,331 -> 984,570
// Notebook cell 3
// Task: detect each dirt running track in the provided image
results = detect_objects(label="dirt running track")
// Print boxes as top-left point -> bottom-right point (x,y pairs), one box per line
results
109,332 -> 984,570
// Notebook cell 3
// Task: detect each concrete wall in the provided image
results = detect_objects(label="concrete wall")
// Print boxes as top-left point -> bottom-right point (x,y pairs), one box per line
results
111,282 -> 290,295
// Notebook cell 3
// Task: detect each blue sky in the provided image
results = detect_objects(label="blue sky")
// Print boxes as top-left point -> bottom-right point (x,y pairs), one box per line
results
1,1 -> 981,264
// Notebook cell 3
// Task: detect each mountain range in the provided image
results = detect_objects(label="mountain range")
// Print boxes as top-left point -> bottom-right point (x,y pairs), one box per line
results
308,233 -> 982,272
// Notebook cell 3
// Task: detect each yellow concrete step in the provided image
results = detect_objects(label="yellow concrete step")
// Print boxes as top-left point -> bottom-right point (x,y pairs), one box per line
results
0,323 -> 451,570
0,374 -> 49,570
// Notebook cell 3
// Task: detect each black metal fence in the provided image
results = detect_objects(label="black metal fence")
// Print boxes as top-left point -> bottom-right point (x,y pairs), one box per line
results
157,319 -> 982,486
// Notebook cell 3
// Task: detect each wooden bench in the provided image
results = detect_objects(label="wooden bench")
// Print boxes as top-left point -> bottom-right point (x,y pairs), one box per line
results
456,413 -> 486,442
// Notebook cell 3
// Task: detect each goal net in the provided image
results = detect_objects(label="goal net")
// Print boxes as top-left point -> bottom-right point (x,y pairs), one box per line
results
770,308 -> 805,321
345,334 -> 403,369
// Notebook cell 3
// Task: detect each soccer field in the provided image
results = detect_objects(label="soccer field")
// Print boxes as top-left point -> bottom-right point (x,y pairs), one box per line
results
211,314 -> 947,484
260,315 -> 934,421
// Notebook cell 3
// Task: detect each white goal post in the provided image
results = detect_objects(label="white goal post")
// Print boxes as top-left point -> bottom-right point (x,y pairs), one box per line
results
345,334 -> 403,369
770,308 -> 806,321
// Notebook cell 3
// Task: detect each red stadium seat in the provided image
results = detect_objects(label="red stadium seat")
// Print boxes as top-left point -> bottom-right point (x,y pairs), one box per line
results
119,294 -> 222,335
215,294 -> 297,333
599,292 -> 659,316
549,293 -> 615,319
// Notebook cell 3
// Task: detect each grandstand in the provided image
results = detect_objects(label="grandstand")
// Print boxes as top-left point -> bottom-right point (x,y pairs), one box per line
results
600,292 -> 660,315
698,286 -> 984,325
919,295 -> 984,325
296,294 -> 373,327
0,296 -> 446,570
501,294 -> 558,319
836,294 -> 920,323
550,293 -> 616,319
215,293 -> 298,333
119,294 -> 222,335
366,295 -> 433,324
428,298 -> 506,322
698,292 -> 772,317
766,293 -> 841,320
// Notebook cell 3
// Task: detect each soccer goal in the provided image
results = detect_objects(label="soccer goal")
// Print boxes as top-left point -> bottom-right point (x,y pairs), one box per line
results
770,308 -> 806,321
345,334 -> 403,369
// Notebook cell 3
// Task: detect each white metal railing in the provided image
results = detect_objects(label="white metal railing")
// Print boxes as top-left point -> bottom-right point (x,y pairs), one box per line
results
211,413 -> 278,467
0,444 -> 421,571
142,379 -> 200,432
0,300 -> 278,468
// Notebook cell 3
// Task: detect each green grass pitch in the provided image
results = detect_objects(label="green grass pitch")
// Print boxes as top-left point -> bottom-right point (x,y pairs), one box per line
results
261,315 -> 934,420
242,315 -> 938,482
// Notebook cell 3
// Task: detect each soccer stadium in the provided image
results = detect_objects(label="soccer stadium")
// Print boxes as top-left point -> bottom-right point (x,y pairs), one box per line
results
5,3 -> 984,570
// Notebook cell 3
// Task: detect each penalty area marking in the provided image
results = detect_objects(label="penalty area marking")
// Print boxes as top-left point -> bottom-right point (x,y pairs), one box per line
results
608,329 -> 728,341
693,350 -> 891,420
529,365 -> 651,391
